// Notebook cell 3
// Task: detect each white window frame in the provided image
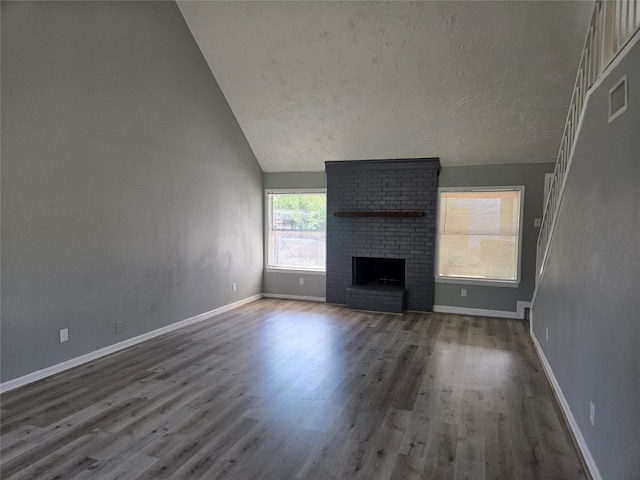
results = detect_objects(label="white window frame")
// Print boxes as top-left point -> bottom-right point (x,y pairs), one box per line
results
265,188 -> 327,274
435,186 -> 525,288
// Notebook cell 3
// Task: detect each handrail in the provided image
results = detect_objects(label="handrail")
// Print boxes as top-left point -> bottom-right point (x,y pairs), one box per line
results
536,0 -> 640,283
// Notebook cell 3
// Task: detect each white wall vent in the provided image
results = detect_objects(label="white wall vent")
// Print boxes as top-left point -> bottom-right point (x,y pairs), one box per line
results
609,75 -> 627,122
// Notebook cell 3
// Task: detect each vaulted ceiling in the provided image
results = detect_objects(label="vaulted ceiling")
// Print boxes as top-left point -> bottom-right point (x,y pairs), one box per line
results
178,1 -> 593,172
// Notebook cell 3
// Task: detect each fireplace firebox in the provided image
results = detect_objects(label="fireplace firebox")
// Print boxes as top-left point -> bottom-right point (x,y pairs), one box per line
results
346,257 -> 407,313
352,257 -> 405,287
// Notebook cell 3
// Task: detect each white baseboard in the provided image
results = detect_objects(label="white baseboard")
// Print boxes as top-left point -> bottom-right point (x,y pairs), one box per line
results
0,294 -> 263,394
517,301 -> 531,319
530,333 -> 602,480
263,293 -> 326,302
433,305 -> 522,319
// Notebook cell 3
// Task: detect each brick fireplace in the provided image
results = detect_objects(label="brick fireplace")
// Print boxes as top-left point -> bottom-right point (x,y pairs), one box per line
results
325,158 -> 440,312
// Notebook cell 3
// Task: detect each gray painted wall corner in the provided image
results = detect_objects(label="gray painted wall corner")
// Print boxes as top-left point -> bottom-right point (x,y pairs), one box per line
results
1,1 -> 264,383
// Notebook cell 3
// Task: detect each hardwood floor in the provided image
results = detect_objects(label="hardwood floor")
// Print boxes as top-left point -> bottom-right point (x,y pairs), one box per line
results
0,299 -> 586,479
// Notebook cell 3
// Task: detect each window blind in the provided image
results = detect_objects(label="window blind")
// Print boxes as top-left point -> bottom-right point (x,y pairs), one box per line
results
437,189 -> 522,282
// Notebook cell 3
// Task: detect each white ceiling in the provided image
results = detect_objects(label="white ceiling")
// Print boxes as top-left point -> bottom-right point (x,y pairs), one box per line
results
178,1 -> 593,172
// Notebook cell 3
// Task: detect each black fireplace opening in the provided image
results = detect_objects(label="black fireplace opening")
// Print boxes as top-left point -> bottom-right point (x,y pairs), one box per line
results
352,257 -> 405,287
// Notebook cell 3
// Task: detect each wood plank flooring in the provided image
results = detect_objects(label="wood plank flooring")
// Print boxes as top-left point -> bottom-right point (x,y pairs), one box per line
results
0,299 -> 587,479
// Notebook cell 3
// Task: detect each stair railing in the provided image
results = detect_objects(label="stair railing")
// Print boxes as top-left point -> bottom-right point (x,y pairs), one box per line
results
536,0 -> 640,283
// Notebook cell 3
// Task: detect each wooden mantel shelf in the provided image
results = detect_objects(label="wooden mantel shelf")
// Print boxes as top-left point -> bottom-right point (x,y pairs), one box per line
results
333,211 -> 425,218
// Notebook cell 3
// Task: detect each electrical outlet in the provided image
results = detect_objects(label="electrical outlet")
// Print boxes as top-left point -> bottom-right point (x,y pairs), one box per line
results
534,218 -> 542,227
299,277 -> 305,286
461,288 -> 467,297
232,283 -> 237,291
545,327 -> 549,341
59,328 -> 69,343
115,321 -> 124,334
590,401 -> 595,426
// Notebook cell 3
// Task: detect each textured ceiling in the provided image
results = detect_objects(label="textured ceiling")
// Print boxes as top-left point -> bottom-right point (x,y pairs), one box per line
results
178,1 -> 593,172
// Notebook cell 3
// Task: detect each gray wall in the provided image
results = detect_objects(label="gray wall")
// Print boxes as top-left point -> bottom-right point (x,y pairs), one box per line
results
436,162 -> 554,313
532,43 -> 639,479
263,172 -> 327,191
262,172 -> 327,300
1,1 -> 264,383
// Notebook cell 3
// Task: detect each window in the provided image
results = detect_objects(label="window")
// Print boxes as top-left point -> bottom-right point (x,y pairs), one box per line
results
436,187 -> 524,286
266,190 -> 326,272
